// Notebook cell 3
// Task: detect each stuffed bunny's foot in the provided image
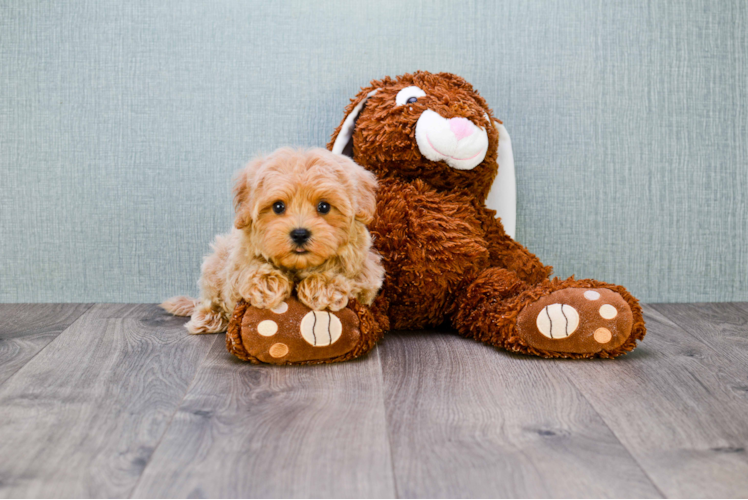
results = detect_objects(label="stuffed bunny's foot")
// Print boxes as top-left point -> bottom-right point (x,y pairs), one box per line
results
454,272 -> 646,358
226,297 -> 384,365
515,287 -> 635,356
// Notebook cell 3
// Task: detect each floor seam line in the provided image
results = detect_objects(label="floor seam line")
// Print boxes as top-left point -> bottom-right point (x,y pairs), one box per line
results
376,344 -> 400,499
127,332 -> 221,499
649,303 -> 747,359
559,359 -> 668,499
0,303 -> 95,389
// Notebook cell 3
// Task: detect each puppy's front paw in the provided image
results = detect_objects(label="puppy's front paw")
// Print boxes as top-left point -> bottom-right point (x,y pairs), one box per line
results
239,270 -> 293,310
297,275 -> 351,311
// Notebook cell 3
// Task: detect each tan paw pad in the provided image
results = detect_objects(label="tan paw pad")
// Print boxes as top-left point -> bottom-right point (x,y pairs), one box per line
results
300,311 -> 343,347
594,327 -> 612,344
599,304 -> 618,319
257,320 -> 278,336
271,301 -> 289,314
536,304 -> 579,339
269,343 -> 289,358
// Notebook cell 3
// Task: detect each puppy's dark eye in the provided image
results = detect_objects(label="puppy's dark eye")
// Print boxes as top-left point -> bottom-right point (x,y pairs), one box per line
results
406,96 -> 418,104
317,201 -> 331,214
272,201 -> 285,214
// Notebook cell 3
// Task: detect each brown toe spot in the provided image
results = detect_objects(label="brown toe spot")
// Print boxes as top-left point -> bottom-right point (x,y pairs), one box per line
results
599,304 -> 618,319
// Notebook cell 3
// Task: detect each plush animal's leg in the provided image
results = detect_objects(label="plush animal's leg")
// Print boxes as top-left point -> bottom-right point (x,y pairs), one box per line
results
476,205 -> 552,286
452,268 -> 646,358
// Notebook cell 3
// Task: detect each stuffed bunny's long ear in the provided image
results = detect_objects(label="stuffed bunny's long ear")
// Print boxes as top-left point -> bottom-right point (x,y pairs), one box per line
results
330,89 -> 379,157
484,122 -> 517,239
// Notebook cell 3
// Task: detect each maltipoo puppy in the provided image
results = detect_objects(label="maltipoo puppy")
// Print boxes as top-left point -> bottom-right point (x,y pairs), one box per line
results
162,147 -> 384,334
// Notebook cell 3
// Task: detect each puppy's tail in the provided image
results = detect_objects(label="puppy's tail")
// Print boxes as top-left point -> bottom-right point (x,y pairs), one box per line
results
161,296 -> 198,317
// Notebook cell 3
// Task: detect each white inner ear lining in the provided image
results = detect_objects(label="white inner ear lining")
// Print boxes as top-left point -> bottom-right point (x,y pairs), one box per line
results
331,89 -> 379,155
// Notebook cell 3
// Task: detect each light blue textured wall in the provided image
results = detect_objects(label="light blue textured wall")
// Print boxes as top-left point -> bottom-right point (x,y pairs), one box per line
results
1,0 -> 746,303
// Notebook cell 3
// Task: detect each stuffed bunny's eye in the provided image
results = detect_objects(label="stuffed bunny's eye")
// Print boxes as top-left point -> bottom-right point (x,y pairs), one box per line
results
396,86 -> 426,106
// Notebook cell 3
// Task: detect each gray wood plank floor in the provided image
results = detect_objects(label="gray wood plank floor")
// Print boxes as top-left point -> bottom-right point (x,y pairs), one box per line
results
0,304 -> 92,386
132,339 -> 394,498
0,303 -> 746,498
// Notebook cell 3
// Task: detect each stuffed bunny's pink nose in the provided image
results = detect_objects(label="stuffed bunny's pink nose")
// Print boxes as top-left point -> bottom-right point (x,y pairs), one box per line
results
450,118 -> 474,141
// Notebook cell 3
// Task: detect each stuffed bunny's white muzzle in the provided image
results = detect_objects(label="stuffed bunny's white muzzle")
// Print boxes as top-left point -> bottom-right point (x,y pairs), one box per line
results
414,110 -> 489,170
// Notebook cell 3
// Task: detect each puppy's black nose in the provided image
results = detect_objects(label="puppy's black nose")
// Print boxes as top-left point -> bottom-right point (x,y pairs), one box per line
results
290,228 -> 311,245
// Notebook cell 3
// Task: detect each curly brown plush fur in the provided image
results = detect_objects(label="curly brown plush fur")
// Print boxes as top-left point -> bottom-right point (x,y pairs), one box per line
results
339,73 -> 500,202
326,71 -> 646,359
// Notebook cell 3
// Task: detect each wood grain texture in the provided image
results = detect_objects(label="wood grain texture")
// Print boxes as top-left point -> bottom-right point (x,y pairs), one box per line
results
0,304 -> 215,498
653,302 -> 748,369
132,339 -> 395,498
2,303 -> 747,498
0,303 -> 92,386
379,331 -> 661,498
559,305 -> 748,498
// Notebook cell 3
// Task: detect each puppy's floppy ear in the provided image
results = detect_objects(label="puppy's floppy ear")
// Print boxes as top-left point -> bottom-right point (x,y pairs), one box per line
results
327,86 -> 379,158
233,158 -> 262,229
352,164 -> 378,225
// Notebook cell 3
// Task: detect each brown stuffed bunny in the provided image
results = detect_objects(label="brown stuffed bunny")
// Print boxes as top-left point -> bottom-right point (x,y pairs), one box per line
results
228,71 -> 645,363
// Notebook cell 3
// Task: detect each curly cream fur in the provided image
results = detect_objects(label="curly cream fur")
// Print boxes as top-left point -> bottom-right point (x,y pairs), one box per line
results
162,148 -> 384,334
